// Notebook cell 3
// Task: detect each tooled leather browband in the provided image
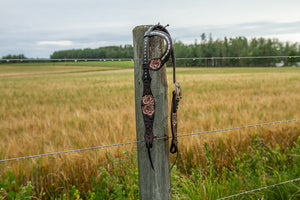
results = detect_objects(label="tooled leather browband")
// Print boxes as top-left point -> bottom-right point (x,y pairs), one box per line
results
142,23 -> 182,170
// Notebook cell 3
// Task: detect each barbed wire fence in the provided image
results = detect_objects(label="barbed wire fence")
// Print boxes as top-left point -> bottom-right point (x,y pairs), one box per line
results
1,119 -> 299,163
2,55 -> 300,69
1,58 -> 300,198
1,118 -> 300,199
1,55 -> 300,62
217,178 -> 300,200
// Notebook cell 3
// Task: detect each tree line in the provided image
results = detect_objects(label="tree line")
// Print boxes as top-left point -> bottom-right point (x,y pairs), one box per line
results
2,35 -> 300,66
0,54 -> 27,63
1,54 -> 27,59
50,45 -> 133,60
49,35 -> 300,67
173,34 -> 300,67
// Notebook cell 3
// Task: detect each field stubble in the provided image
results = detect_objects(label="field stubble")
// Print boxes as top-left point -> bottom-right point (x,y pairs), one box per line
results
0,64 -> 300,197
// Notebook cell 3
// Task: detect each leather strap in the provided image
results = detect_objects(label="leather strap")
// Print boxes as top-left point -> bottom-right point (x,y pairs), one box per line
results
142,23 -> 182,170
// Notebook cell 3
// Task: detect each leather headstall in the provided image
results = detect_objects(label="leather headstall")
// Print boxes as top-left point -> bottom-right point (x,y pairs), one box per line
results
141,23 -> 182,170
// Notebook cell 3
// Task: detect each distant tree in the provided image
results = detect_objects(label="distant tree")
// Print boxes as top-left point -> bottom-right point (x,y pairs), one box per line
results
2,54 -> 27,59
200,33 -> 206,44
50,45 -> 134,60
1,54 -> 27,63
209,33 -> 213,43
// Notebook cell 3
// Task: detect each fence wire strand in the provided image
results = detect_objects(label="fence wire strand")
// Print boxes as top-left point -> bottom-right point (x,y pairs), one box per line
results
0,119 -> 299,163
1,55 -> 300,62
0,140 -> 140,163
217,178 -> 300,200
176,118 -> 300,139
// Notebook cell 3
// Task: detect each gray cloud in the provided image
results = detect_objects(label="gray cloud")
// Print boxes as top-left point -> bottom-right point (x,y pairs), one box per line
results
1,0 -> 300,58
173,21 -> 300,42
2,20 -> 300,58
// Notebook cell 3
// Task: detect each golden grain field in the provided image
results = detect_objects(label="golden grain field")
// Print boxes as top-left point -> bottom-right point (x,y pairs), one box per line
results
0,63 -> 300,192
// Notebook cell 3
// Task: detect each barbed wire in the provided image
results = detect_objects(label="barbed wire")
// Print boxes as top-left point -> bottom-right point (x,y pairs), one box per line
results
0,58 -> 134,62
1,55 -> 300,62
175,119 -> 300,139
0,140 -> 140,163
0,119 -> 299,163
176,55 -> 300,60
217,177 -> 300,200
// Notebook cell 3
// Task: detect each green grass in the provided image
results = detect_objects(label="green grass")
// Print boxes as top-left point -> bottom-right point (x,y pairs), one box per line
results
176,66 -> 300,75
1,136 -> 299,199
0,60 -> 134,67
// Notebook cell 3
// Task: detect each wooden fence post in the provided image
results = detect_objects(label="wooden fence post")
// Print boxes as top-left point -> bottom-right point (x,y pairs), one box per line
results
133,25 -> 171,200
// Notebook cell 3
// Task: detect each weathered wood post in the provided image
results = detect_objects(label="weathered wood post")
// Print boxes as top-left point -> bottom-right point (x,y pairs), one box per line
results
133,25 -> 171,200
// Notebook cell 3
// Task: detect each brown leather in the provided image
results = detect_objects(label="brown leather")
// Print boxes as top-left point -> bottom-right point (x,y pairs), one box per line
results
142,24 -> 181,170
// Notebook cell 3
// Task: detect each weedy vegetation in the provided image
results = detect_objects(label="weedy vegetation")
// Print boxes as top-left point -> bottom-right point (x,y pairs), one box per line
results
0,62 -> 300,199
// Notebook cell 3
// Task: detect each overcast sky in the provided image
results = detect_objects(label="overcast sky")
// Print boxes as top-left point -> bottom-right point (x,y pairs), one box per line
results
1,0 -> 300,58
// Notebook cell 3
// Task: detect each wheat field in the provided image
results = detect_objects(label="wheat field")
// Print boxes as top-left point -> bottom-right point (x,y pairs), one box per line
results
0,63 -> 300,195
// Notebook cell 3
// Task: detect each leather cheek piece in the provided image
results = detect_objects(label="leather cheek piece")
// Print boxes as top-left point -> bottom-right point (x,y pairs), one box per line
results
141,24 -> 181,170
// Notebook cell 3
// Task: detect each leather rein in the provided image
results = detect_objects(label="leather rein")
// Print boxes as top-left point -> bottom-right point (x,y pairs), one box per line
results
141,24 -> 182,170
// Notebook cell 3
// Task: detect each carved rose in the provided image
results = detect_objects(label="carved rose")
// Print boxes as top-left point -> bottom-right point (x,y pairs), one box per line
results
142,95 -> 155,116
142,95 -> 154,105
142,104 -> 154,116
149,58 -> 161,70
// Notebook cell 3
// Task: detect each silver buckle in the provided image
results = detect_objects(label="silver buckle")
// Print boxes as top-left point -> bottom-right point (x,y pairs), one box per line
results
174,82 -> 182,101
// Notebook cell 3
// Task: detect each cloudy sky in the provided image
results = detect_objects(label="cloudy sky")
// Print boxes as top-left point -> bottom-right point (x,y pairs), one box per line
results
1,0 -> 300,58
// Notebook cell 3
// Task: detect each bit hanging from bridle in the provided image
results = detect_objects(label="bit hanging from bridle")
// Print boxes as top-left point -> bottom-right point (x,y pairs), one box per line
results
141,23 -> 182,170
